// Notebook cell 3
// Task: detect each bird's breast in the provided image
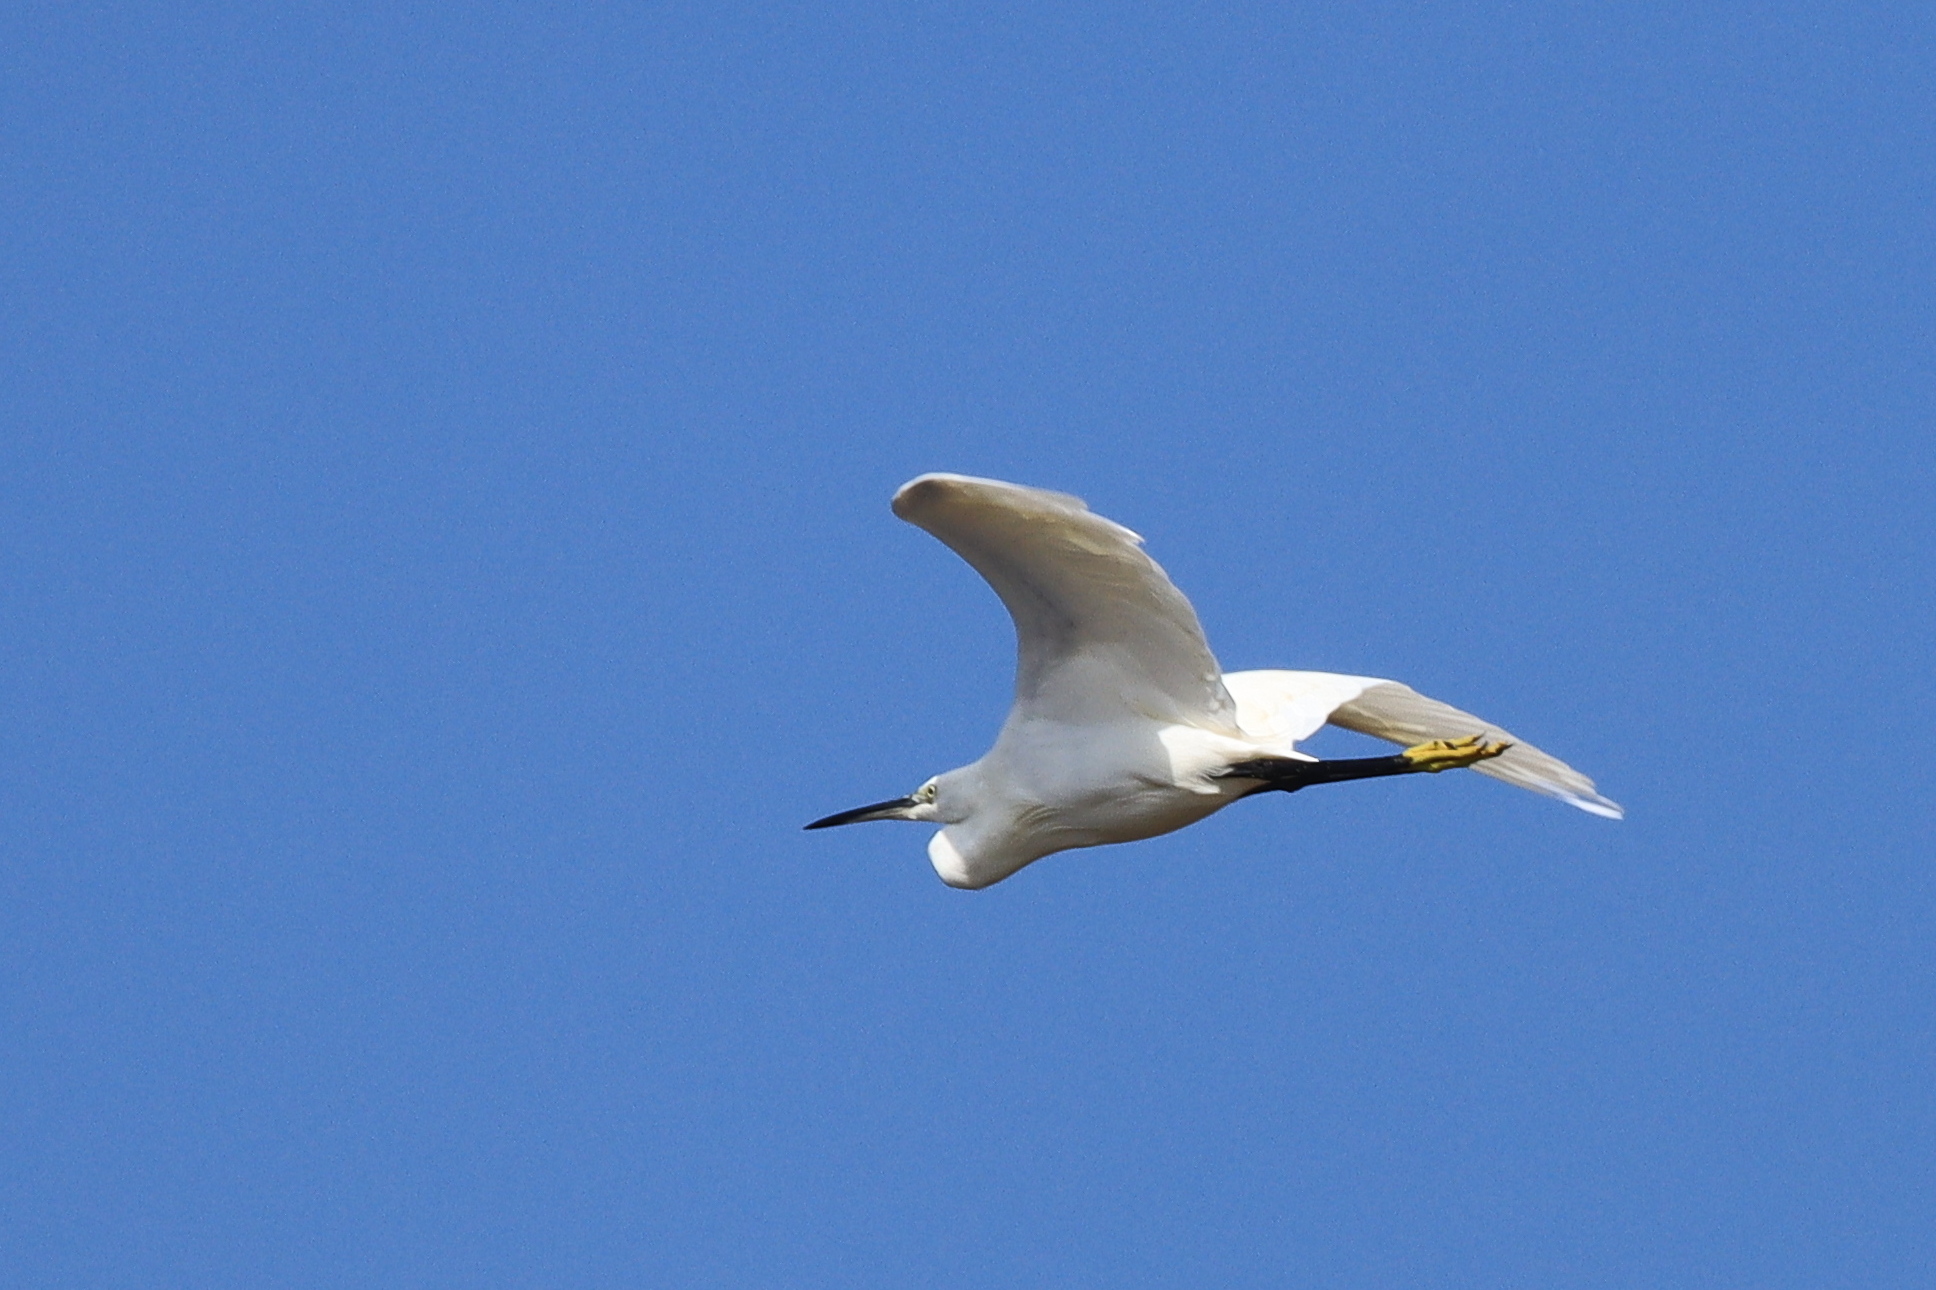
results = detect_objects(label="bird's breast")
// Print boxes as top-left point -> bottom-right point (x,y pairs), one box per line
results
978,718 -> 1256,849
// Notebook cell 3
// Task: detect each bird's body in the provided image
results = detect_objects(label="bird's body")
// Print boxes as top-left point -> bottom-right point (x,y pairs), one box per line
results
810,474 -> 1621,889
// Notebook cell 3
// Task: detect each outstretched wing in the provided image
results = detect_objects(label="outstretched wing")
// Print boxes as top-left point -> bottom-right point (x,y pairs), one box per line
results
1222,669 -> 1623,818
893,474 -> 1236,728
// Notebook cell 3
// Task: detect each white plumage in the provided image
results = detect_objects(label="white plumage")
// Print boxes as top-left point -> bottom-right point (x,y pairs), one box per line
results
809,473 -> 1621,889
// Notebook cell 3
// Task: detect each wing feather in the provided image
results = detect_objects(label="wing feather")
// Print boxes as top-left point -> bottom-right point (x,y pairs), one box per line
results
1225,670 -> 1623,818
892,474 -> 1236,727
1332,681 -> 1624,818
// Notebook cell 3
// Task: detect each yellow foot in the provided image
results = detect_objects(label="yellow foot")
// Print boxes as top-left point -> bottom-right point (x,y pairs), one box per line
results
1401,733 -> 1512,773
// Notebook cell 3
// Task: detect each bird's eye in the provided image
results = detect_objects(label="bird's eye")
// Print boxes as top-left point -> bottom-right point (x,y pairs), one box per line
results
917,782 -> 937,803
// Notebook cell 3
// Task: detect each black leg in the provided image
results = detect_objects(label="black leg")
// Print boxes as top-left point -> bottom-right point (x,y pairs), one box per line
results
1220,737 -> 1510,795
1218,755 -> 1426,795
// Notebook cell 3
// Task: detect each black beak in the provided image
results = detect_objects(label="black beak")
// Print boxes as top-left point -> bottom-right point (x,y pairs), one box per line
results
804,796 -> 919,830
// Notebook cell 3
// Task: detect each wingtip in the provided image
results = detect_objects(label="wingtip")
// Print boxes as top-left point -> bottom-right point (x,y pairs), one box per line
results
891,473 -> 962,519
891,473 -> 1096,524
1564,793 -> 1625,820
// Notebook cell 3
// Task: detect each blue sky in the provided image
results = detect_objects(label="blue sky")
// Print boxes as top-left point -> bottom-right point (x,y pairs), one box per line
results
3,2 -> 1932,1285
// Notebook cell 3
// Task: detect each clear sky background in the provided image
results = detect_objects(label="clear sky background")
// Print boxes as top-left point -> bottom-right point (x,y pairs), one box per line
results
4,3 -> 1932,1286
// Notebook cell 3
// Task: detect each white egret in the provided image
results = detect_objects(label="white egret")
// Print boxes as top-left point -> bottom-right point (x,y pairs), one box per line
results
808,474 -> 1621,889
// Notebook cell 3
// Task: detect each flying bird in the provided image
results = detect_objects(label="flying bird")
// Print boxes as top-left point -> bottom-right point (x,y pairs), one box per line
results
808,474 -> 1620,889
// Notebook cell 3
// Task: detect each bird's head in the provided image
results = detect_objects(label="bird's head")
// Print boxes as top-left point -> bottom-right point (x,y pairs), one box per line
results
805,765 -> 1035,889
805,773 -> 969,831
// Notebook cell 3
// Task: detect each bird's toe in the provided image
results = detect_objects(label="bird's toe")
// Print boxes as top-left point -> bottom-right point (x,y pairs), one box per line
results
1401,735 -> 1513,772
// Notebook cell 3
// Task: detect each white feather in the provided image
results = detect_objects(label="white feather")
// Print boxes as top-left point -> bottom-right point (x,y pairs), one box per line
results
811,474 -> 1623,888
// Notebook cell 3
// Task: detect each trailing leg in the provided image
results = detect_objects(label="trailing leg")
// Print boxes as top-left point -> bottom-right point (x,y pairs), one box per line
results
1218,735 -> 1510,795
